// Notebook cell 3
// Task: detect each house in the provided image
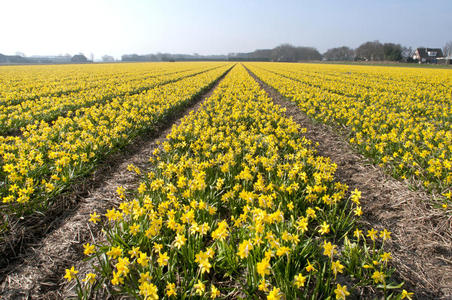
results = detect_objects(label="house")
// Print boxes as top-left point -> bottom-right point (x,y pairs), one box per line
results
413,48 -> 444,63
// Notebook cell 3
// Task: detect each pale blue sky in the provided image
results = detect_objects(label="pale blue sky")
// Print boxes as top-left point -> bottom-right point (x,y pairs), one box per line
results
1,0 -> 451,59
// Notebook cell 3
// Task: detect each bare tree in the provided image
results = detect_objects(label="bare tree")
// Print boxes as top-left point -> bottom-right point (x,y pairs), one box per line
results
401,46 -> 415,62
324,46 -> 355,61
443,41 -> 452,57
271,44 -> 322,62
356,41 -> 384,61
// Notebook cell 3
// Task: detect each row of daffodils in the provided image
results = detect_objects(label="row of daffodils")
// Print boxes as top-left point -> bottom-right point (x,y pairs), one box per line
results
246,63 -> 451,205
70,65 -> 411,299
0,63 -> 232,221
0,62 -> 214,105
0,63 -> 222,135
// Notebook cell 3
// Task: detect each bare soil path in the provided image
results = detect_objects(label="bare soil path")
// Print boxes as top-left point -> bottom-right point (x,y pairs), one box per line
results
0,66 -> 233,300
246,65 -> 452,300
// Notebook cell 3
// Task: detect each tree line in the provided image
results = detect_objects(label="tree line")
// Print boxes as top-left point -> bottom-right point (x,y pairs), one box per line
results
0,53 -> 91,64
2,40 -> 451,64
122,41 -> 451,63
325,41 -> 409,62
232,41 -> 416,62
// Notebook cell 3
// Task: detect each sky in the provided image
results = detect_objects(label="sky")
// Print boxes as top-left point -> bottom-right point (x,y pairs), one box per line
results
1,0 -> 451,59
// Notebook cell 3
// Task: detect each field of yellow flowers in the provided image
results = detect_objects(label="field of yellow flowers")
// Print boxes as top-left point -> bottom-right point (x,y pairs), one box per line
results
246,63 -> 451,205
3,61 -> 448,298
0,63 -> 219,135
0,62 -> 232,226
67,65 -> 410,299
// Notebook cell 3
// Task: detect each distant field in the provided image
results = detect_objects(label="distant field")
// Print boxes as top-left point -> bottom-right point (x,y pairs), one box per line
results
0,62 -> 450,299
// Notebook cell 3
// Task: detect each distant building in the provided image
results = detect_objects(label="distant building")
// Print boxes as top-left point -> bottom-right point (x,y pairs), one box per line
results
436,56 -> 452,65
102,55 -> 115,62
28,55 -> 72,64
0,53 -> 90,64
0,53 -> 29,64
413,48 -> 444,63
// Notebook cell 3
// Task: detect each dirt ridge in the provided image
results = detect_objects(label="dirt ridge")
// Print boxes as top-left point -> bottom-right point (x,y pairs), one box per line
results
245,65 -> 452,300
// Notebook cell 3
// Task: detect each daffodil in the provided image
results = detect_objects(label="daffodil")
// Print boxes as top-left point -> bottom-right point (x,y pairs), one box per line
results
210,284 -> 220,298
319,221 -> 330,235
166,282 -> 177,297
82,273 -> 96,285
89,212 -> 100,224
334,284 -> 350,299
331,260 -> 345,278
257,257 -> 271,277
267,287 -> 282,300
380,229 -> 391,241
83,243 -> 95,256
367,228 -> 378,241
194,280 -> 205,296
64,266 -> 78,282
305,260 -> 317,273
323,241 -> 337,259
294,273 -> 306,288
401,289 -> 414,299
157,251 -> 169,267
237,240 -> 254,259
371,270 -> 385,284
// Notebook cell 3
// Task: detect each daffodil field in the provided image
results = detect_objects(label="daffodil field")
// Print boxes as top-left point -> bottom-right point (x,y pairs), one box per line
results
0,63 -> 221,135
246,63 -> 451,204
3,61 -> 448,299
0,62 -> 231,219
68,65 -> 411,299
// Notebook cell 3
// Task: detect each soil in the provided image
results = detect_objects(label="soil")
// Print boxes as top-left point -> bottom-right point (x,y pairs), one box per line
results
245,65 -> 452,300
0,66 -> 233,300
